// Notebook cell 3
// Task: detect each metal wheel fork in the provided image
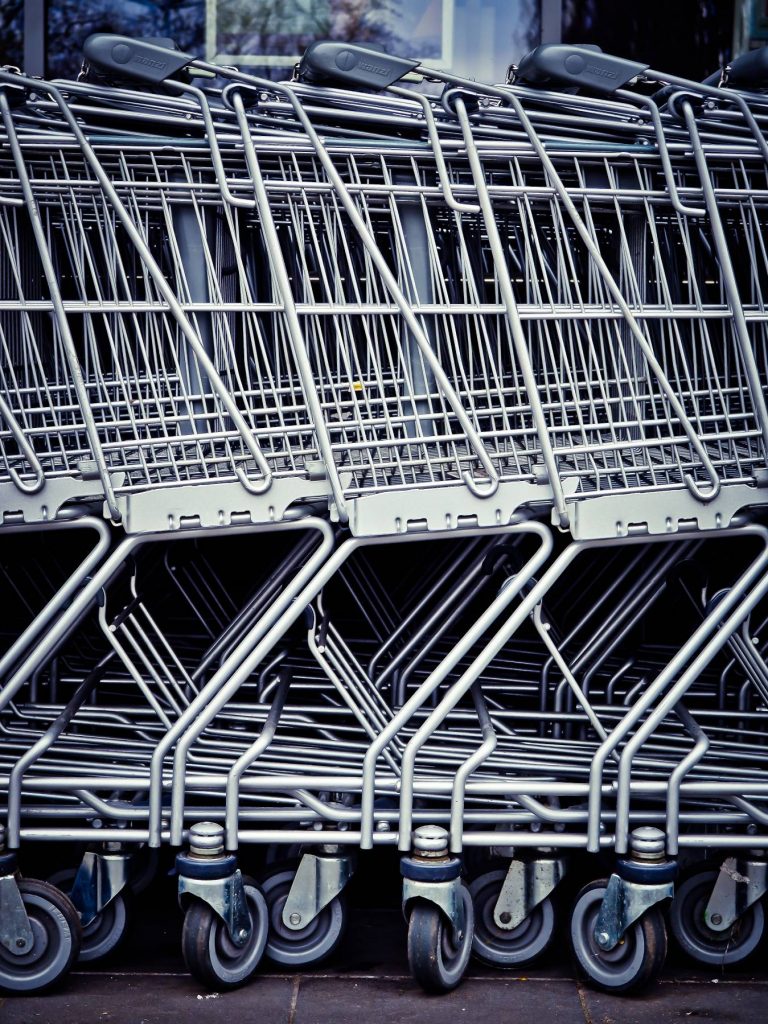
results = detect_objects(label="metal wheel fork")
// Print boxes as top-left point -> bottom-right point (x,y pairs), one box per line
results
70,845 -> 131,927
492,853 -> 567,932
594,828 -> 675,953
401,826 -> 468,943
703,856 -> 768,933
281,847 -> 355,934
177,823 -> 253,948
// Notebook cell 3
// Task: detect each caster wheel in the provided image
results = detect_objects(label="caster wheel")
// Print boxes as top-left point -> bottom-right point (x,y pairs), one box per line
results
670,869 -> 764,966
262,865 -> 347,967
181,875 -> 268,990
0,878 -> 82,995
570,879 -> 667,994
407,882 -> 474,994
470,869 -> 556,968
48,868 -> 131,963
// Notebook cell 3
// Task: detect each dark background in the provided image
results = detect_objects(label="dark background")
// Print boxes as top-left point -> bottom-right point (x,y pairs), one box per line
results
562,0 -> 736,79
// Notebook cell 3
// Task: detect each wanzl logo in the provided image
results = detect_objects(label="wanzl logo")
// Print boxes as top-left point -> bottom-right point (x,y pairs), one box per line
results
588,65 -> 617,79
134,56 -> 166,69
359,61 -> 389,76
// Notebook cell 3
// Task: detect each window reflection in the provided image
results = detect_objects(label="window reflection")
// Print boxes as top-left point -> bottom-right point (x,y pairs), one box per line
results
1,1 -> 24,69
44,0 -> 541,83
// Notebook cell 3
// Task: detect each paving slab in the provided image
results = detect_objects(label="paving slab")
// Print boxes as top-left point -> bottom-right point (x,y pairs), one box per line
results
293,975 -> 587,1024
0,973 -> 295,1024
580,979 -> 768,1024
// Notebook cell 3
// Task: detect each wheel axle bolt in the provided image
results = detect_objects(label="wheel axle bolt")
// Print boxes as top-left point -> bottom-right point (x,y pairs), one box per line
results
16,938 -> 25,948
499,911 -> 512,924
238,929 -> 248,940
289,913 -> 301,926
710,913 -> 722,926
596,931 -> 611,948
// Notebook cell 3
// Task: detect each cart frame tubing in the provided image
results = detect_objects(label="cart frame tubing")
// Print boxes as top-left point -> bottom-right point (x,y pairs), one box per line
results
514,48 -> 768,470
435,78 -> 721,507
79,38 -> 764,520
2,514 -> 333,848
0,87 -> 117,514
222,76 -> 501,502
0,70 -> 274,504
391,521 -> 768,852
0,390 -> 45,496
75,39 -> 509,507
294,44 -> 728,512
158,517 -> 551,848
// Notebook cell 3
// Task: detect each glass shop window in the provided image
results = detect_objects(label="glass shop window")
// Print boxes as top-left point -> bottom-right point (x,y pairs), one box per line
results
1,1 -> 24,68
44,0 -> 543,82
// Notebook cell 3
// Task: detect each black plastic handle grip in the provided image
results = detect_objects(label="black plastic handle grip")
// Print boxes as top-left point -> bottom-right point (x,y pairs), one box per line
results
725,46 -> 768,88
82,34 -> 194,84
515,43 -> 648,94
297,41 -> 420,89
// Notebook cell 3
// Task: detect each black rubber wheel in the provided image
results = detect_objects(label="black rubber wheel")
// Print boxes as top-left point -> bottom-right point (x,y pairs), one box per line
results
78,892 -> 130,964
181,876 -> 268,990
407,883 -> 474,994
470,869 -> 557,968
570,879 -> 667,994
670,869 -> 764,966
262,866 -> 347,967
48,867 -> 131,963
0,878 -> 82,995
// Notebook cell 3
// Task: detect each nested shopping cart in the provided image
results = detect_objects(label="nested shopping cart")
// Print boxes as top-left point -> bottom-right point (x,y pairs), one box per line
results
3,31 -> 768,1001
0,69 -> 335,532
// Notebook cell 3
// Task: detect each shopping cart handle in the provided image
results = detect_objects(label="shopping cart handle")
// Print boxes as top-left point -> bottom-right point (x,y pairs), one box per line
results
515,44 -> 647,94
297,41 -> 420,88
723,46 -> 768,88
82,33 -> 195,84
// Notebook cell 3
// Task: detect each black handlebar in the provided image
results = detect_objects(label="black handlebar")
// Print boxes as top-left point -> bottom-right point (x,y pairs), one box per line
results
296,41 -> 419,89
82,34 -> 194,84
724,46 -> 768,88
515,43 -> 648,94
